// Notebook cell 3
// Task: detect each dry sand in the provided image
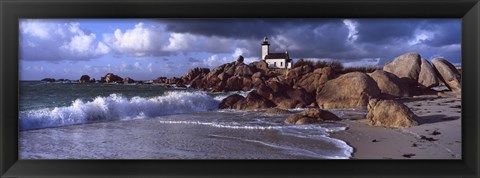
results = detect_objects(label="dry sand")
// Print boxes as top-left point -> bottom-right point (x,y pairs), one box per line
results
330,95 -> 461,159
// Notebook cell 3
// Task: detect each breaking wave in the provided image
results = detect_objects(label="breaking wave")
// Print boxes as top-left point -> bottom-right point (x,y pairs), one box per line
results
19,91 -> 220,131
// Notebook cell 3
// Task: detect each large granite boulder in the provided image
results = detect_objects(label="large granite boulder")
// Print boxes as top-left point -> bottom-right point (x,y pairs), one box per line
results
383,52 -> 422,86
284,108 -> 341,125
432,58 -> 461,93
368,70 -> 409,98
79,75 -> 90,83
418,59 -> 440,88
367,99 -> 419,128
316,72 -> 381,109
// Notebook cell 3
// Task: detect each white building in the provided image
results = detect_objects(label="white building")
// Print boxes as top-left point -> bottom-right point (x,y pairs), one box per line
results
261,37 -> 293,69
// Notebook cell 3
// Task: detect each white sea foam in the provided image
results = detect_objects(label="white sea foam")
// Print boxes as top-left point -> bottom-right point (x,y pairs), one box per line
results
156,120 -> 284,130
212,91 -> 250,101
19,91 -> 220,130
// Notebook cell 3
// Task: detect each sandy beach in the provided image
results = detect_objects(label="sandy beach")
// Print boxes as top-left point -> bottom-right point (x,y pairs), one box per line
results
331,95 -> 461,159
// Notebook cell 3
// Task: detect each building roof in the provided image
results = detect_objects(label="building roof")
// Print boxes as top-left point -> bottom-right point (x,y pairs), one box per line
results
265,53 -> 289,59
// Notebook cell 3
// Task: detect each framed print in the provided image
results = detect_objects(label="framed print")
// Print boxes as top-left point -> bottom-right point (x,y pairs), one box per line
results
1,0 -> 479,177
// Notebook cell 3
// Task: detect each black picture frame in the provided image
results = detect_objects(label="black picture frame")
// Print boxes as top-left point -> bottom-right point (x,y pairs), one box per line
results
1,0 -> 479,177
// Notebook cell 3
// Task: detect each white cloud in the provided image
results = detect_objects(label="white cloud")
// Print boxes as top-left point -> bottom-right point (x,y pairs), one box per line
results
104,22 -> 165,57
342,58 -> 381,67
408,29 -> 435,46
343,19 -> 359,42
164,33 -> 198,51
231,48 -> 257,64
21,20 -> 51,39
20,20 -> 109,61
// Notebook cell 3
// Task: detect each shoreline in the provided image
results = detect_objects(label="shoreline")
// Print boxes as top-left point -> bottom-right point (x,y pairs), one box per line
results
330,95 -> 461,159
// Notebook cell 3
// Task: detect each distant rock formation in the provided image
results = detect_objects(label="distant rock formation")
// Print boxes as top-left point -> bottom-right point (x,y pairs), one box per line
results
101,73 -> 123,83
79,75 -> 91,83
41,78 -> 56,82
123,77 -> 135,84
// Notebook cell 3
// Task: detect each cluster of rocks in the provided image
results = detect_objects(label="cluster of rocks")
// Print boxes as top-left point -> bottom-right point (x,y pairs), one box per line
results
153,55 -> 273,91
382,52 -> 461,96
211,52 -> 461,128
79,73 -> 138,84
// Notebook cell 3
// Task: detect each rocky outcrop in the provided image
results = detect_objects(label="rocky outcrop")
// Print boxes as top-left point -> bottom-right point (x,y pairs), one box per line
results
219,94 -> 245,109
123,77 -> 135,84
102,73 -> 123,83
368,70 -> 409,98
153,77 -> 166,83
383,52 -> 422,86
284,65 -> 313,86
316,72 -> 381,109
432,58 -> 461,94
183,67 -> 210,81
79,75 -> 91,83
41,78 -> 56,82
418,59 -> 440,88
367,99 -> 418,128
219,91 -> 276,110
235,55 -> 244,64
284,108 -> 340,125
234,64 -> 254,77
293,67 -> 331,94
249,61 -> 269,73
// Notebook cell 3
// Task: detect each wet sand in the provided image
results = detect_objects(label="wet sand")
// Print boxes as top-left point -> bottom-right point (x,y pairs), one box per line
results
331,95 -> 461,159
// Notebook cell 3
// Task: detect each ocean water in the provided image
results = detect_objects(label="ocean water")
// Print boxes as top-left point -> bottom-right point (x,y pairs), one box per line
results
19,81 -> 354,159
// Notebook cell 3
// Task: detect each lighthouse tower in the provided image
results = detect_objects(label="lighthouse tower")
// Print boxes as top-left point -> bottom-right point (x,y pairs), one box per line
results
261,37 -> 269,60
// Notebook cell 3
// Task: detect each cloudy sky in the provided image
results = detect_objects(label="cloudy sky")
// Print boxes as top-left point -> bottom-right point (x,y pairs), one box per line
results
20,19 -> 461,80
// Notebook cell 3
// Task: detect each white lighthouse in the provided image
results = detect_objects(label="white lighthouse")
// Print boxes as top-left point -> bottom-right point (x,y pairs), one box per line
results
261,37 -> 292,69
262,37 -> 270,60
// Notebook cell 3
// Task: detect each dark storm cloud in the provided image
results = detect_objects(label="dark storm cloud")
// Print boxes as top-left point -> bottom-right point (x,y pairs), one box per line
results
421,20 -> 461,47
162,19 -> 338,39
355,19 -> 420,44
